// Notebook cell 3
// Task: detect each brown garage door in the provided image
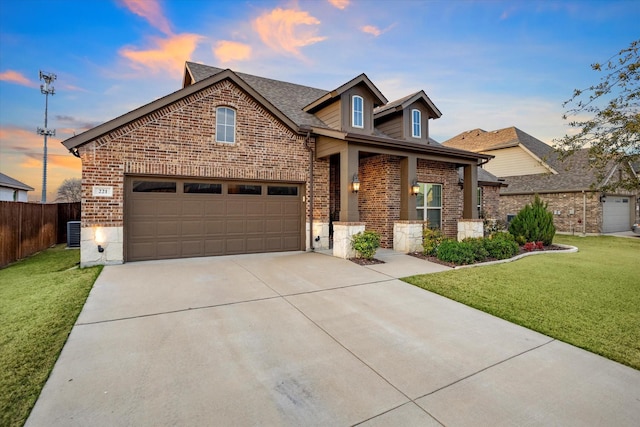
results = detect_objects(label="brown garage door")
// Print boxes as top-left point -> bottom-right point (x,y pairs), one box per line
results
125,177 -> 303,262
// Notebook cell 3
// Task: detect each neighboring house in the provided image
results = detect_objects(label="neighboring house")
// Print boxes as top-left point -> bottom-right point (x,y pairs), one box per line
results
62,62 -> 491,266
443,127 -> 640,234
0,172 -> 34,202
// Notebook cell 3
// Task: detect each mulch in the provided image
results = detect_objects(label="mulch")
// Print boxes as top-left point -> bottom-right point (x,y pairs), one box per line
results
408,244 -> 567,268
348,257 -> 385,265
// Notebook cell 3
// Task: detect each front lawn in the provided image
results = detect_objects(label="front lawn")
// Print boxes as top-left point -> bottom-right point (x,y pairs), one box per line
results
0,245 -> 102,427
403,235 -> 640,370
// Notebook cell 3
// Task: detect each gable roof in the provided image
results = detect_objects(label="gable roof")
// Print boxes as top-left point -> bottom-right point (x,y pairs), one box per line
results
457,167 -> 506,187
442,126 -> 558,173
0,172 -> 34,191
302,73 -> 388,112
374,90 -> 442,119
185,62 -> 329,129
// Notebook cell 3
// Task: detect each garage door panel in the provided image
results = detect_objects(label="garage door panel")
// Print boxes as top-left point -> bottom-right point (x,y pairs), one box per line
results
126,178 -> 302,261
204,200 -> 225,216
156,221 -> 179,237
603,197 -> 631,232
157,200 -> 180,216
182,220 -> 204,236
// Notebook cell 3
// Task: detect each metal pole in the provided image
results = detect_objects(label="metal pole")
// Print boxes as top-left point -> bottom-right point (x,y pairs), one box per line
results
42,90 -> 48,203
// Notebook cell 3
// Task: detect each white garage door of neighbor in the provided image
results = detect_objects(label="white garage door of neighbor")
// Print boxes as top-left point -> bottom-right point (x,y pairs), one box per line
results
602,196 -> 631,233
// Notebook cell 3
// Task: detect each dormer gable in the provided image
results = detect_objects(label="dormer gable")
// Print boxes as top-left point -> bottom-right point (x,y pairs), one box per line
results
303,74 -> 387,134
373,91 -> 442,142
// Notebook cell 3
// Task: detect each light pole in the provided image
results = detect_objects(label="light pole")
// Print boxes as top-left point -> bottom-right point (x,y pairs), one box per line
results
37,71 -> 56,203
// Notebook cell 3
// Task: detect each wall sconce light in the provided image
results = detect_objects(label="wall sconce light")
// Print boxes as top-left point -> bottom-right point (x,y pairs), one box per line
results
411,179 -> 420,196
352,173 -> 360,193
599,194 -> 607,203
98,245 -> 104,253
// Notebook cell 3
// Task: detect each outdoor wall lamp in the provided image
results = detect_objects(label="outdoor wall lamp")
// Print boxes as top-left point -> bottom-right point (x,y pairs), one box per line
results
411,179 -> 420,196
351,173 -> 360,193
600,194 -> 607,203
98,245 -> 104,253
95,227 -> 105,253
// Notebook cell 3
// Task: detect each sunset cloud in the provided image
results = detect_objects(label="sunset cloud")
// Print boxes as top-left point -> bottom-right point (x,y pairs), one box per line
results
120,0 -> 172,35
361,25 -> 382,37
0,70 -> 36,87
214,40 -> 252,63
119,33 -> 203,77
253,8 -> 327,57
328,0 -> 350,9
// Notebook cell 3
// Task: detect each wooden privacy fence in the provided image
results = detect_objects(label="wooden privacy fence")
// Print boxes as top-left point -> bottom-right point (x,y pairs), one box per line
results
0,202 -> 81,268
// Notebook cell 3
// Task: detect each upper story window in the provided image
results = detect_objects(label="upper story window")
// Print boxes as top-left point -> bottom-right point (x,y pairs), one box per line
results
411,109 -> 422,138
216,106 -> 236,143
352,95 -> 364,128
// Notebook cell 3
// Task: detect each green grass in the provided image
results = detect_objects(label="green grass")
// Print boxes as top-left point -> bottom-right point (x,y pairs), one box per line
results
0,245 -> 102,427
403,235 -> 640,370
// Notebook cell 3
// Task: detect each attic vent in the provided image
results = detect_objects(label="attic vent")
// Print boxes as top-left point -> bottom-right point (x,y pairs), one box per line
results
67,221 -> 81,248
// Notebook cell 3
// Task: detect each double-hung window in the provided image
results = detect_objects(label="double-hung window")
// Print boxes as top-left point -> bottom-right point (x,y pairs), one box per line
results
352,95 -> 363,128
411,109 -> 421,138
416,183 -> 442,229
216,106 -> 236,143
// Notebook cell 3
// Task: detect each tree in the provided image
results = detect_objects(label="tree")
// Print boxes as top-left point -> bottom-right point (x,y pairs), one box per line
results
555,39 -> 639,191
57,178 -> 82,202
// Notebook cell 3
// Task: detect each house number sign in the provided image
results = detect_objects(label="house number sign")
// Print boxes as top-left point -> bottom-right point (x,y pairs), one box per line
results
92,186 -> 113,197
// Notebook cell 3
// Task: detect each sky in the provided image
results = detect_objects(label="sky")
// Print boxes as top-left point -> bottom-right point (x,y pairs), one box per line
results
0,0 -> 638,202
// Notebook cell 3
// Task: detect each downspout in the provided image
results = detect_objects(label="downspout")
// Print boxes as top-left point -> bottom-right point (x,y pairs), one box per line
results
304,131 -> 315,251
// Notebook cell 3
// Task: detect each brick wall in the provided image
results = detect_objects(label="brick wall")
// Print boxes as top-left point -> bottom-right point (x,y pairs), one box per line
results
78,79 -> 322,227
480,185 -> 501,219
498,192 -> 602,234
417,159 -> 461,239
359,155 -> 401,247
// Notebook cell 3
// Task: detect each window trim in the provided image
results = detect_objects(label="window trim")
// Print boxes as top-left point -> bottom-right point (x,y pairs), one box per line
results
352,95 -> 364,129
416,183 -> 442,229
411,109 -> 422,138
215,106 -> 236,144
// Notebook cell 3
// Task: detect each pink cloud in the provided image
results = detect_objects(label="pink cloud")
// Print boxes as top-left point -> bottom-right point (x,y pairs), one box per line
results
361,25 -> 382,37
214,41 -> 252,63
328,0 -> 350,9
120,0 -> 172,35
0,70 -> 37,87
119,33 -> 203,77
253,8 -> 327,57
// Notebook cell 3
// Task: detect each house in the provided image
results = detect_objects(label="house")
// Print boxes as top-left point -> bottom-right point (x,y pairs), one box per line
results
62,62 -> 492,266
0,172 -> 34,202
443,127 -> 640,234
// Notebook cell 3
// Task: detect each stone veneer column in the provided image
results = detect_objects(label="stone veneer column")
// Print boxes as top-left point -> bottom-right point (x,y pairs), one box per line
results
457,219 -> 484,241
332,222 -> 365,259
393,221 -> 425,253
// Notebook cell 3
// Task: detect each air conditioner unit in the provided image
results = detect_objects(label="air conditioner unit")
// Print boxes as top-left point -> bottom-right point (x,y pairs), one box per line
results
67,221 -> 81,248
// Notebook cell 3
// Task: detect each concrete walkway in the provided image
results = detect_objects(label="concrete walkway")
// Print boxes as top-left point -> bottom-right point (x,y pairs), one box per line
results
27,251 -> 640,426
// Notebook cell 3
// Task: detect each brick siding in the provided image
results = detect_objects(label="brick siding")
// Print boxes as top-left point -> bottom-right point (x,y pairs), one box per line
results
417,159 -> 461,239
78,80 -> 323,227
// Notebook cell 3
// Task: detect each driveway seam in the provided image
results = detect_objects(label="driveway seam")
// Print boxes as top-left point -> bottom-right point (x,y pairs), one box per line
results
415,337 -> 557,401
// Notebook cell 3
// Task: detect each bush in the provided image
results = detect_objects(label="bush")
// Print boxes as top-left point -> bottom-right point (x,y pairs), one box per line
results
437,240 -> 478,265
351,230 -> 381,260
508,195 -> 556,245
464,237 -> 489,261
483,232 -> 519,259
423,227 -> 446,256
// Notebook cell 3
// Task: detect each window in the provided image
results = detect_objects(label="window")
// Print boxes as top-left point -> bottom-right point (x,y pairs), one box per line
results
352,95 -> 363,128
184,183 -> 222,194
228,184 -> 262,195
133,181 -> 176,193
267,186 -> 298,196
416,183 -> 442,229
477,187 -> 483,216
411,109 -> 421,138
216,107 -> 235,143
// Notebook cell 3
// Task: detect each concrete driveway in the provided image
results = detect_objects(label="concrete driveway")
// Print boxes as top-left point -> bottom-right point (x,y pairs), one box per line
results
27,251 -> 640,426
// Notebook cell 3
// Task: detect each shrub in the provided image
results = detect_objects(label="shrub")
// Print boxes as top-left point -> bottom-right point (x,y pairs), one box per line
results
483,218 -> 508,237
423,227 -> 446,256
508,195 -> 556,245
483,232 -> 519,259
351,230 -> 381,260
463,237 -> 489,261
437,240 -> 478,265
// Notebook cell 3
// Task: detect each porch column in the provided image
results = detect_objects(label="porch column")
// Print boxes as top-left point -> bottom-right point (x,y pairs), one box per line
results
339,145 -> 360,222
462,164 -> 478,219
400,155 -> 418,220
